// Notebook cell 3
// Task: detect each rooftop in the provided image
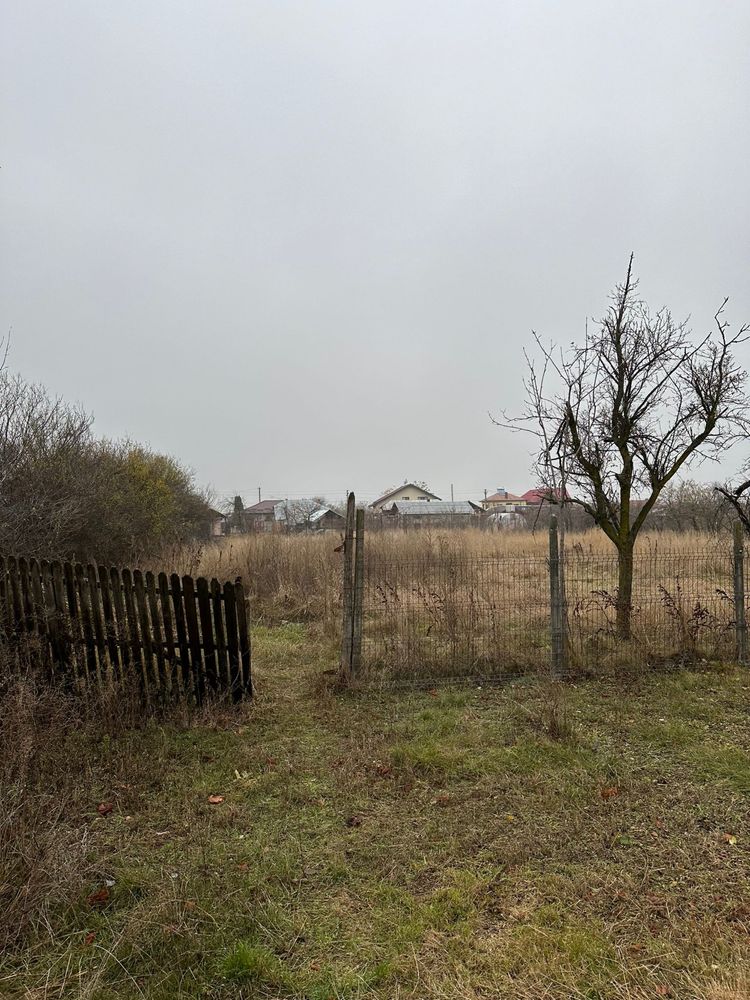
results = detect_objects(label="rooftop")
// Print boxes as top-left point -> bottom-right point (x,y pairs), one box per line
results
388,500 -> 481,515
485,490 -> 524,503
371,483 -> 441,507
243,499 -> 283,514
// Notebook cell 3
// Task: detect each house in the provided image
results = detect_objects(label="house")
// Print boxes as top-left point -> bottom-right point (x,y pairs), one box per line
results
206,507 -> 226,537
522,487 -> 568,505
370,482 -> 441,511
386,500 -> 483,529
482,488 -> 526,511
242,498 -> 284,532
307,507 -> 346,532
264,500 -> 347,532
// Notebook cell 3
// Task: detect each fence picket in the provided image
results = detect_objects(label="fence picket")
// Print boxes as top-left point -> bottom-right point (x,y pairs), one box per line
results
40,561 -> 58,669
51,562 -> 72,672
87,563 -> 107,686
75,563 -> 98,680
145,571 -> 167,694
211,578 -> 229,688
98,565 -> 121,680
121,569 -> 145,691
182,575 -> 204,703
158,572 -> 177,692
109,567 -> 130,671
170,573 -> 192,697
28,560 -> 48,666
196,577 -> 217,693
133,570 -> 154,697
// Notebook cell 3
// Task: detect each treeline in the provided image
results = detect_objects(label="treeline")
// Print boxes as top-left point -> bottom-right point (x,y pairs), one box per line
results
526,481 -> 737,535
0,370 -> 212,563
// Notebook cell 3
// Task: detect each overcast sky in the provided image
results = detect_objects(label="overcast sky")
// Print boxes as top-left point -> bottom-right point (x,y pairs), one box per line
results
2,1 -> 749,505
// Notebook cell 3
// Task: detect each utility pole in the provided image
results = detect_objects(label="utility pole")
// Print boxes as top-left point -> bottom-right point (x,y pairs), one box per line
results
258,487 -> 261,503
450,483 -> 454,502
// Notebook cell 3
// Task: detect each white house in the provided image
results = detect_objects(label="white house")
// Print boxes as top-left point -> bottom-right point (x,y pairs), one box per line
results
370,482 -> 441,511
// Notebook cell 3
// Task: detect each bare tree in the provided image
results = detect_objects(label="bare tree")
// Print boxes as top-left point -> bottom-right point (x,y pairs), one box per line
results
282,498 -> 324,531
653,479 -> 730,533
0,370 -> 95,554
506,257 -> 749,638
716,466 -> 750,535
0,367 -> 213,561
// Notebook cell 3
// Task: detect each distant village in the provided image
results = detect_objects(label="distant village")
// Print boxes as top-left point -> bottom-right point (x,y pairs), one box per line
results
208,483 -> 560,536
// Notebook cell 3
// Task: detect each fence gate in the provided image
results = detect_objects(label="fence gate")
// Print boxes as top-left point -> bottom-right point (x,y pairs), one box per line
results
0,556 -> 252,703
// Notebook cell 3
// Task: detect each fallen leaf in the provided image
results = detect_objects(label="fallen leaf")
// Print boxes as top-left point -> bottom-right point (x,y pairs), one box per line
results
435,794 -> 451,807
600,786 -> 620,800
83,931 -> 96,946
96,802 -> 113,816
184,900 -> 197,912
345,815 -> 362,828
721,832 -> 738,845
87,887 -> 110,908
207,794 -> 225,805
237,862 -> 249,872
428,688 -> 438,697
505,813 -> 516,822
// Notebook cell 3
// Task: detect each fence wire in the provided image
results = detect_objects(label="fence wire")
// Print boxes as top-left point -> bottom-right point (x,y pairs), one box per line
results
360,547 -> 740,684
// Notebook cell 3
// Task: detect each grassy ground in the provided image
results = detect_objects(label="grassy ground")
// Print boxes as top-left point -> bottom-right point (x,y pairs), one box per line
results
4,627 -> 750,999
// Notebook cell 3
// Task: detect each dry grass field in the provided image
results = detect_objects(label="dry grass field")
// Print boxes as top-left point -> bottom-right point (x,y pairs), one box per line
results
165,528 -> 740,681
3,627 -> 750,999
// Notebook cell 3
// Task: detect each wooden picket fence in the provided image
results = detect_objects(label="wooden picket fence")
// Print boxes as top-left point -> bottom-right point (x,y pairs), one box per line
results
0,555 -> 252,703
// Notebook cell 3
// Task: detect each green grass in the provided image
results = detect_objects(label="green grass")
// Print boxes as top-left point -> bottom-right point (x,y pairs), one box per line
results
4,623 -> 750,998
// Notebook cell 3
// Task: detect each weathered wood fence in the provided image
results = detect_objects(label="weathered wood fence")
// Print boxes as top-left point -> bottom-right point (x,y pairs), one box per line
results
0,556 -> 252,702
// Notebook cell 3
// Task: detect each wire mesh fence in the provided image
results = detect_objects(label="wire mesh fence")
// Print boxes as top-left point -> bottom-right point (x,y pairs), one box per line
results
359,544 -> 743,685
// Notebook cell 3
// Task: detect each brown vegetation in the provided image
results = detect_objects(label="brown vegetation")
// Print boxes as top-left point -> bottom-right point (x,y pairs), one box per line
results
0,369 -> 212,564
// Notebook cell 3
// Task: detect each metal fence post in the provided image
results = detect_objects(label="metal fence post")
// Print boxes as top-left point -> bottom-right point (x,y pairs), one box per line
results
734,521 -> 747,665
340,492 -> 356,678
549,515 -> 566,677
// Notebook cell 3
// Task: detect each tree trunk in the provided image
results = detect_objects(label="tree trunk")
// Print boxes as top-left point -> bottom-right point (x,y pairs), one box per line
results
616,542 -> 634,639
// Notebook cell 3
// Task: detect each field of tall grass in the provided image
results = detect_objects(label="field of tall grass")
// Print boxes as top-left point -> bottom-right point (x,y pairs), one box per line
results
163,528 -> 741,681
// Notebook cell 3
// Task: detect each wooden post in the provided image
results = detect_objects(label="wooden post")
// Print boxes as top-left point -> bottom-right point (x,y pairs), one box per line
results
234,579 -> 252,698
223,580 -> 241,698
549,515 -> 566,677
351,507 -> 365,674
340,492 -> 355,678
734,522 -> 747,665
